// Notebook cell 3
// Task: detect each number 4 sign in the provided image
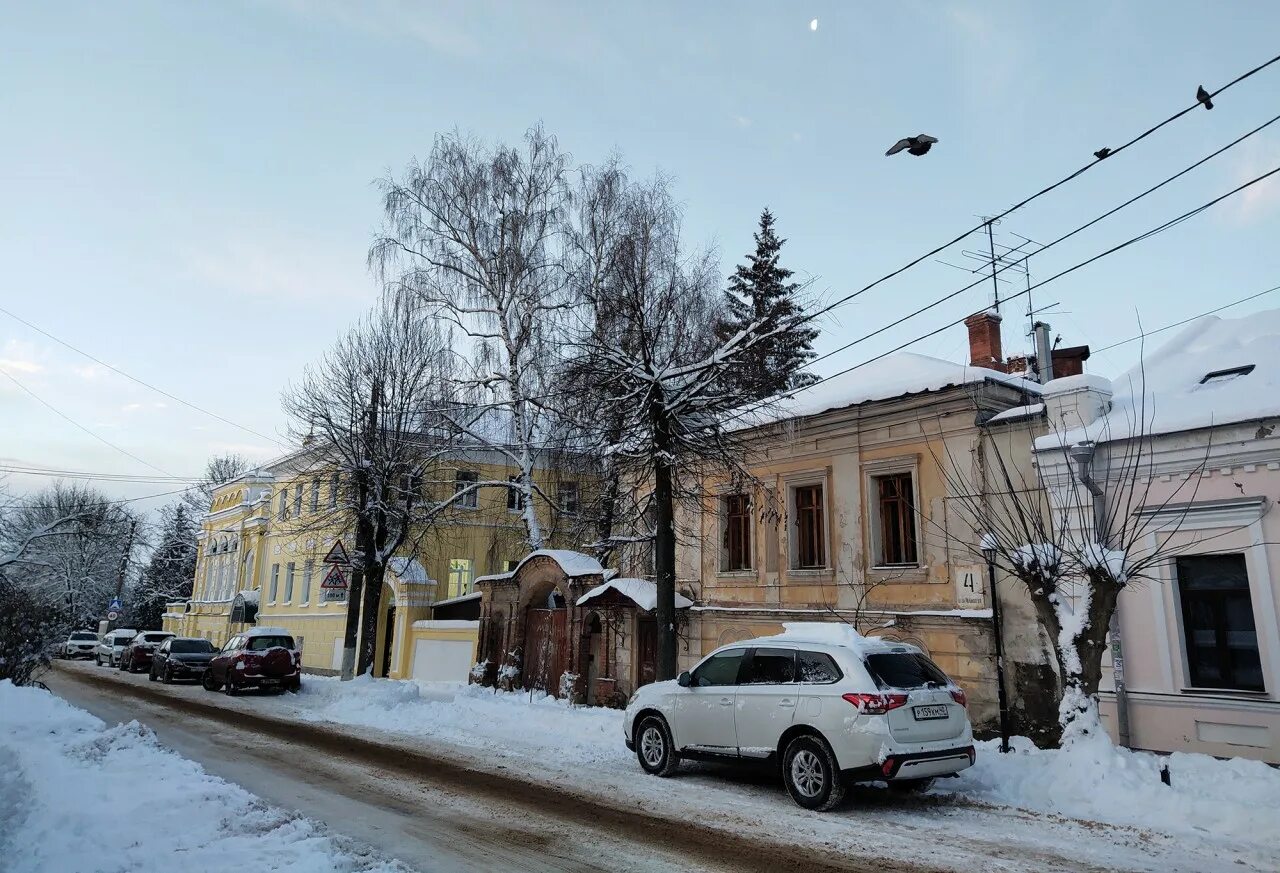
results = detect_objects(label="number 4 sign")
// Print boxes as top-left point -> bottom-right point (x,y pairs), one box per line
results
955,565 -> 986,608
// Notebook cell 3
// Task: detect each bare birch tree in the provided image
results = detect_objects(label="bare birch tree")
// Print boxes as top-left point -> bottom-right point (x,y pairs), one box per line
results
370,125 -> 573,551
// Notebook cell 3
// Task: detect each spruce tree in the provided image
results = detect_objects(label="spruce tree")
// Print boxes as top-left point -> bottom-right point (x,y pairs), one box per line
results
132,503 -> 198,630
716,208 -> 819,400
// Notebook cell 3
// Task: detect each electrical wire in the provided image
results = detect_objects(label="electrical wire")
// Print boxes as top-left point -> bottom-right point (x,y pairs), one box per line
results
0,303 -> 286,448
1091,283 -> 1280,354
1,369 -> 176,477
809,50 -> 1280,322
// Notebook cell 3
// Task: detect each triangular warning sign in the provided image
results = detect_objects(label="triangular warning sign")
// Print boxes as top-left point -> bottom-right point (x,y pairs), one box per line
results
320,565 -> 348,590
323,540 -> 351,565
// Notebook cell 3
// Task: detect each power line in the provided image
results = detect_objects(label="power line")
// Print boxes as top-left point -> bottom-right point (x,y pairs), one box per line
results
722,161 -> 1280,430
809,50 -> 1280,322
11,485 -> 201,511
1092,283 -> 1280,354
0,303 -> 286,448
0,464 -> 202,483
806,111 -> 1280,373
0,369 -> 176,477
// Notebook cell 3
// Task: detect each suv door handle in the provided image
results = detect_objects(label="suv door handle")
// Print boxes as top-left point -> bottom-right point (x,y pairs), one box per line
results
719,697 -> 733,707
778,698 -> 795,708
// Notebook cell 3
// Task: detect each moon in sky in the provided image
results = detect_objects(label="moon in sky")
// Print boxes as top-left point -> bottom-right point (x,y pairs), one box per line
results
810,18 -> 818,31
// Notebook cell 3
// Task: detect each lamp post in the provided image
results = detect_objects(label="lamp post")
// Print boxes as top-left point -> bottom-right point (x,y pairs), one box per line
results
981,537 -> 1012,753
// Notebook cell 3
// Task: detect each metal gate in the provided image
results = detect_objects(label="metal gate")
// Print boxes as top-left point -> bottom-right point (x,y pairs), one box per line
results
524,608 -> 568,694
636,617 -> 658,688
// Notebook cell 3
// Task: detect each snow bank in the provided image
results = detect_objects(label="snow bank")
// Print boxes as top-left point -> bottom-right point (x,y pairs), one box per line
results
0,681 -> 406,873
285,674 -> 627,769
948,734 -> 1280,855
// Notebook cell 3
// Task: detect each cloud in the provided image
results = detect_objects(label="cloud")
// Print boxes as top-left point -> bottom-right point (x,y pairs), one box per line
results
0,339 -> 45,376
121,402 -> 143,412
181,232 -> 371,302
72,363 -> 108,381
1226,139 -> 1280,226
733,115 -> 752,129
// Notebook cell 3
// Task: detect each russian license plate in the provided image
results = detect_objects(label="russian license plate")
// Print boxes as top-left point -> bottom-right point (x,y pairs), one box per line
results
259,678 -> 279,685
913,704 -> 949,721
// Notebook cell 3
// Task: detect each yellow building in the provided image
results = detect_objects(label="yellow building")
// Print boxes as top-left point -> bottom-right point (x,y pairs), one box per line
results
164,445 -> 587,679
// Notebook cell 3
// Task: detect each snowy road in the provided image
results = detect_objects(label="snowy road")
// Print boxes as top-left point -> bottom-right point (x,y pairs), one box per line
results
46,666 -> 932,873
47,660 -> 1278,873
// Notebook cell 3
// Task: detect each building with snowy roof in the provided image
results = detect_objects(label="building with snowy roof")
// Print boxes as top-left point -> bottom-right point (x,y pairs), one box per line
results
1035,309 -> 1280,763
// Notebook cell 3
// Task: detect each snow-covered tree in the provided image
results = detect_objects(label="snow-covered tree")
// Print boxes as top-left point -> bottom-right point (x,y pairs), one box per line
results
370,125 -> 573,551
182,453 -> 251,519
0,483 -> 139,629
283,294 -> 491,678
0,576 -> 60,685
131,502 -> 198,631
715,209 -> 819,400
571,175 -> 802,680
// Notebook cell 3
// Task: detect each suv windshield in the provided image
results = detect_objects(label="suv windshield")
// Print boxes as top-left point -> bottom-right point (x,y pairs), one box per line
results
70,633 -> 97,641
245,636 -> 293,651
171,640 -> 216,654
864,652 -> 950,690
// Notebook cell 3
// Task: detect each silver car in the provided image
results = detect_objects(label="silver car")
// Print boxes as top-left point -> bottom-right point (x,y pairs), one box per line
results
95,629 -> 138,667
624,623 -> 975,810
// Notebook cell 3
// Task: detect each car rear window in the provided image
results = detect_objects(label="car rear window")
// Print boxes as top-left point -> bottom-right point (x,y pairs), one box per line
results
70,633 -> 97,641
864,652 -> 950,690
143,633 -> 171,642
245,635 -> 293,651
171,640 -> 215,653
797,650 -> 842,683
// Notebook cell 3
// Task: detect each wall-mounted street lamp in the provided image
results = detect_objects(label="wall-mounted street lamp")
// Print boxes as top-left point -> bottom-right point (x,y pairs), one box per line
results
981,534 -> 1012,753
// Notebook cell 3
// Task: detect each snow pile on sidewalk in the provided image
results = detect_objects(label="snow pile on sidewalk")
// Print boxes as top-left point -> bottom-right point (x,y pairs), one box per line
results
0,681 -> 407,873
948,734 -> 1280,852
285,674 -> 628,768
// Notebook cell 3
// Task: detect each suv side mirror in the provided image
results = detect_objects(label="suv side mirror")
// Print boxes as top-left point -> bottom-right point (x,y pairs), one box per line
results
676,671 -> 692,688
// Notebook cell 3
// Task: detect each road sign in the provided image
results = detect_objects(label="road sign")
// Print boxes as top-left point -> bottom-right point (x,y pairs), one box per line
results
108,596 -> 123,612
320,565 -> 348,590
107,610 -> 119,621
322,540 -> 351,566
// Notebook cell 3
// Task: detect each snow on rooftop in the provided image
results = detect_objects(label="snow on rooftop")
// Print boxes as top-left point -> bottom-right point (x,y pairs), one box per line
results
1041,309 -> 1280,448
986,402 -> 1045,425
735,352 -> 1039,429
388,557 -> 430,585
575,578 -> 693,611
517,549 -> 606,578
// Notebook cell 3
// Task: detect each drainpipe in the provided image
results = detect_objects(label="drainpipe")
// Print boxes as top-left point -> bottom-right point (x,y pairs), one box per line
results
1068,441 -> 1131,749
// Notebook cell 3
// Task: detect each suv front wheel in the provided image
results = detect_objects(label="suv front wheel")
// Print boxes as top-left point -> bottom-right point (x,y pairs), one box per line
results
782,735 -> 846,811
635,715 -> 680,777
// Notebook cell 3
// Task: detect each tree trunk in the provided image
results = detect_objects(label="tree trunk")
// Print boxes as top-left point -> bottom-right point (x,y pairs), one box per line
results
358,557 -> 386,676
339,565 -> 364,680
652,406 -> 678,681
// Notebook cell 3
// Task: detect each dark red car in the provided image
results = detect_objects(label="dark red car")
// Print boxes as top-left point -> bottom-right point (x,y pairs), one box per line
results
119,631 -> 175,673
202,627 -> 301,695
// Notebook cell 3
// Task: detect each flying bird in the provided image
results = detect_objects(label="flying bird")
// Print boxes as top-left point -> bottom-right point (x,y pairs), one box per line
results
1094,147 -> 1112,160
1197,85 -> 1214,110
886,134 -> 939,157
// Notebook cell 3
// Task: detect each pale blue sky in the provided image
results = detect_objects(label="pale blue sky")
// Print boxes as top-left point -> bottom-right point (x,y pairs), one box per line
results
2,1 -> 1279,510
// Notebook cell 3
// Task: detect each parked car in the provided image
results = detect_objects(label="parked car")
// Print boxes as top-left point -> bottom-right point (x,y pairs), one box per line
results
95,629 -> 138,667
623,623 -> 975,811
61,630 -> 99,659
202,627 -> 301,695
149,637 -> 217,683
119,631 -> 176,673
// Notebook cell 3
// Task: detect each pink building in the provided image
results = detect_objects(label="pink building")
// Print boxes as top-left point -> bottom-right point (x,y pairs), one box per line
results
1035,311 -> 1280,762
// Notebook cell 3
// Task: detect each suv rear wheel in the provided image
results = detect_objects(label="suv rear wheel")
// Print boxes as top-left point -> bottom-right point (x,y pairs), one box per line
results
202,671 -> 221,692
635,715 -> 680,777
782,735 -> 846,811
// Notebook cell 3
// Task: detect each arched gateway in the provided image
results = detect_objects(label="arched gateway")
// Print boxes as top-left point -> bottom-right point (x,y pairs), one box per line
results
473,550 -> 692,702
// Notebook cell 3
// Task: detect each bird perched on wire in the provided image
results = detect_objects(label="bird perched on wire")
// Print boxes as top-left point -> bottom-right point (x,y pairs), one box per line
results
886,134 -> 939,157
1094,147 -> 1112,160
1197,85 -> 1214,110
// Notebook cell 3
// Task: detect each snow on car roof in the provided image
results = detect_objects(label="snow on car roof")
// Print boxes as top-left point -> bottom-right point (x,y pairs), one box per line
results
747,622 -> 916,656
245,626 -> 292,636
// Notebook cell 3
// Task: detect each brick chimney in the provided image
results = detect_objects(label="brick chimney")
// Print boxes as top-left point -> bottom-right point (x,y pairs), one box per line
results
964,310 -> 1005,371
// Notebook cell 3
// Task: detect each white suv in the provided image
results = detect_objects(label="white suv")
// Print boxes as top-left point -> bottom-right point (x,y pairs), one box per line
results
95,628 -> 137,667
623,623 -> 975,810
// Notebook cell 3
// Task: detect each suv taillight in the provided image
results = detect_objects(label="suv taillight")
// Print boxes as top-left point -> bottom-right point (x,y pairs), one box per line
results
842,692 -> 908,715
950,688 -> 967,707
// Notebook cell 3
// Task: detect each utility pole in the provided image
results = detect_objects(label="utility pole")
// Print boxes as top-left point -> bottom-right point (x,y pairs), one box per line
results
114,518 -> 137,598
339,381 -> 380,680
